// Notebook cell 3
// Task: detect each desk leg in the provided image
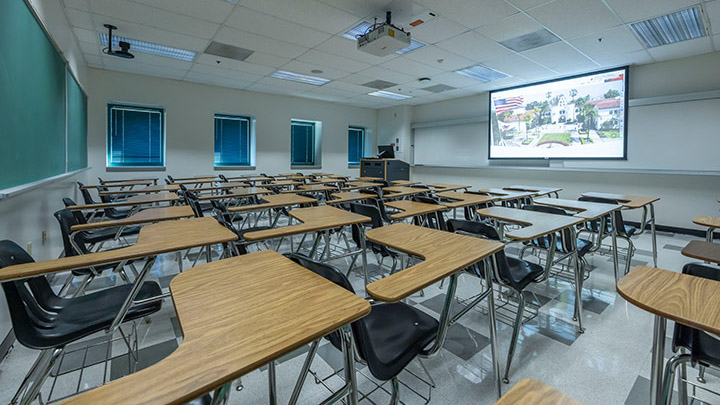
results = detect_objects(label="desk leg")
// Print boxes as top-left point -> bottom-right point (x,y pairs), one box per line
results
421,273 -> 459,357
107,256 -> 157,334
610,215 -> 620,285
355,224 -> 369,287
650,203 -> 657,267
268,361 -> 277,405
571,228 -> 584,334
342,324 -> 359,405
488,256 -> 502,399
650,316 -> 667,405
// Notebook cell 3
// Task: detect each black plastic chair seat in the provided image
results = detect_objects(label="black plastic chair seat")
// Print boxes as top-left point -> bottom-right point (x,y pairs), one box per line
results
16,281 -> 162,350
504,257 -> 544,290
360,302 -> 438,381
80,226 -> 141,244
623,225 -> 637,237
550,238 -> 593,257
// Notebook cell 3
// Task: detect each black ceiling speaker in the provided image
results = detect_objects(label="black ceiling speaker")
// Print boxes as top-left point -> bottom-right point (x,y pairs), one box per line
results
102,24 -> 134,59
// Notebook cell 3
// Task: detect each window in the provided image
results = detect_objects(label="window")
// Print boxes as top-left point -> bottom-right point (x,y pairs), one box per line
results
291,120 -> 317,166
348,126 -> 365,165
215,114 -> 252,167
107,104 -> 164,167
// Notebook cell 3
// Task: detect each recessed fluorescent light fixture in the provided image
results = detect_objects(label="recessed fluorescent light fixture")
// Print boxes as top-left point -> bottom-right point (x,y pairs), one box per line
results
455,64 -> 508,83
99,33 -> 196,61
629,5 -> 707,48
368,90 -> 412,100
396,39 -> 426,54
343,22 -> 374,40
271,70 -> 330,85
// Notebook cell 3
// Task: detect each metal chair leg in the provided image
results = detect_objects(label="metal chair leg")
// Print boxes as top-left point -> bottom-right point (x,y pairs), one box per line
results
10,350 -> 49,405
661,354 -> 691,405
503,292 -> 525,384
289,339 -> 320,405
389,376 -> 400,405
268,361 -> 277,405
18,347 -> 63,405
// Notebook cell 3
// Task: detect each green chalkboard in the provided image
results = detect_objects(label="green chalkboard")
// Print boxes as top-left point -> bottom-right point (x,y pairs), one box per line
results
0,0 -> 67,189
66,70 -> 87,171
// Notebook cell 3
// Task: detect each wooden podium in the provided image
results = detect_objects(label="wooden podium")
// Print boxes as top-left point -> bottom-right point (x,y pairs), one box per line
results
360,159 -> 410,181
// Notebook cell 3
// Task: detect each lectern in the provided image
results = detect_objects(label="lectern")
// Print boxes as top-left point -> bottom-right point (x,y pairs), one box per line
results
360,159 -> 410,181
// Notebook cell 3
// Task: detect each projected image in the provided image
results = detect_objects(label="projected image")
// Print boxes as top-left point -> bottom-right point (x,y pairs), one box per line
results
489,68 -> 627,159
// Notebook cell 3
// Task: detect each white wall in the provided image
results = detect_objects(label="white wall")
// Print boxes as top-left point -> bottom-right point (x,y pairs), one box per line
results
86,68 -> 378,181
382,51 -> 720,229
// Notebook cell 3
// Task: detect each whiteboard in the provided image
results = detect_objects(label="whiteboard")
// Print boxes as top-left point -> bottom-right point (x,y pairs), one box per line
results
412,97 -> 720,172
413,122 -> 487,167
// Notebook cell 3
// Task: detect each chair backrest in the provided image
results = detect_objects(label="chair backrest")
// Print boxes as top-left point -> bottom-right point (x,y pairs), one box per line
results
218,174 -> 228,182
0,240 -> 64,348
77,182 -> 96,205
62,198 -> 87,225
410,196 -> 446,231
577,196 -> 627,234
348,203 -> 389,255
54,209 -> 90,256
522,204 -> 575,251
446,219 -> 524,290
672,263 -> 720,357
181,190 -> 204,218
167,175 -> 175,183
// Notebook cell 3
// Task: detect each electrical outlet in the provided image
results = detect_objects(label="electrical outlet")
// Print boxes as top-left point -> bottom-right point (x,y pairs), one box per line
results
26,242 -> 32,256
42,230 -> 47,245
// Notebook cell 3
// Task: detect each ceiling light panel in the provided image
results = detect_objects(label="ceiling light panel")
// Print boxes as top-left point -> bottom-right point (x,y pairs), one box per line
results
454,64 -> 508,83
368,90 -> 412,100
270,70 -> 330,85
343,22 -> 375,40
499,29 -> 561,52
204,41 -> 254,61
99,33 -> 196,61
629,6 -> 707,48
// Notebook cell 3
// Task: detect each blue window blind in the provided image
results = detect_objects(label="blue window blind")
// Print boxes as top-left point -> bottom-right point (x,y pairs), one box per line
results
291,120 -> 315,166
107,104 -> 164,167
215,114 -> 251,166
348,126 -> 365,165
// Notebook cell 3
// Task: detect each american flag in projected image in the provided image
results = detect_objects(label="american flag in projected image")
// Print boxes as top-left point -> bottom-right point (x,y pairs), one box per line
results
494,96 -> 524,113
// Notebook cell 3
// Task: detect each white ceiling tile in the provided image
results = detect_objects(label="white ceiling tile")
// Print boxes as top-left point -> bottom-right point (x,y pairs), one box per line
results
214,26 -> 309,59
569,25 -> 643,61
226,7 -> 332,48
84,54 -> 103,67
244,52 -> 292,68
322,80 -> 377,94
315,36 -> 398,64
341,73 -> 380,86
707,1 -> 720,35
427,72 -> 484,88
237,0 -> 361,34
361,66 -> 417,84
100,56 -> 188,79
89,0 -> 220,39
521,42 -> 595,69
482,53 -> 555,79
409,16 -> 469,44
65,8 -> 94,30
316,0 -> 394,17
90,21 -> 210,52
527,0 -> 623,39
646,36 -> 714,62
77,40 -> 100,55
305,86 -> 358,97
73,27 -> 98,44
184,71 -> 255,90
401,45 -> 475,71
301,92 -> 346,102
131,0 -> 234,24
550,60 -> 604,75
467,76 -> 527,92
475,12 -> 543,42
378,56 -> 444,77
435,31 -> 513,62
506,0 -> 553,10
280,60 -> 351,80
189,63 -> 265,82
245,82 -> 307,97
594,49 -> 654,67
604,0 -> 698,23
195,53 -> 275,76
412,0 -> 520,29
296,49 -> 372,73
63,0 -> 90,11
254,76 -> 323,92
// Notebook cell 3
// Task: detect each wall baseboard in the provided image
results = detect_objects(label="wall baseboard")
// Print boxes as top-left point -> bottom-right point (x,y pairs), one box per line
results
625,221 -> 715,240
0,330 -> 15,364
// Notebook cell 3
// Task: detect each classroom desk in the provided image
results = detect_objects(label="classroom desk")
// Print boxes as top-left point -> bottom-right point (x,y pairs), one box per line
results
188,182 -> 250,193
427,183 -> 471,192
382,186 -> 427,199
228,194 -> 316,213
197,187 -> 271,201
68,192 -> 180,222
365,223 -> 504,397
224,175 -> 272,183
693,216 -> 720,242
326,192 -> 377,205
100,177 -> 159,185
581,192 -> 660,267
497,379 -> 579,405
305,178 -> 342,186
534,197 -> 622,282
476,188 -> 535,203
617,265 -> 720,405
0,218 -> 237,337
436,191 -> 497,218
311,172 -> 334,177
63,251 -> 370,405
477,206 -> 586,332
681,240 -> 720,263
355,176 -> 382,181
70,206 -> 194,233
342,181 -> 380,191
504,185 -> 562,198
81,180 -> 154,190
384,200 -> 448,221
169,178 -> 217,187
98,184 -> 180,196
390,180 -> 420,186
269,180 -> 301,187
170,175 -> 216,181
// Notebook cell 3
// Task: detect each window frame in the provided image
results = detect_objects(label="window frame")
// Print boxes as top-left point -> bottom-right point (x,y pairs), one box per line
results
213,113 -> 255,169
106,103 -> 166,169
290,119 -> 322,168
347,126 -> 366,167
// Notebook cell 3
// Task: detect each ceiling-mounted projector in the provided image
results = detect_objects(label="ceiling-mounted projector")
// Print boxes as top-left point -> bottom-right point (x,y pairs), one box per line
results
357,11 -> 411,57
102,24 -> 134,59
